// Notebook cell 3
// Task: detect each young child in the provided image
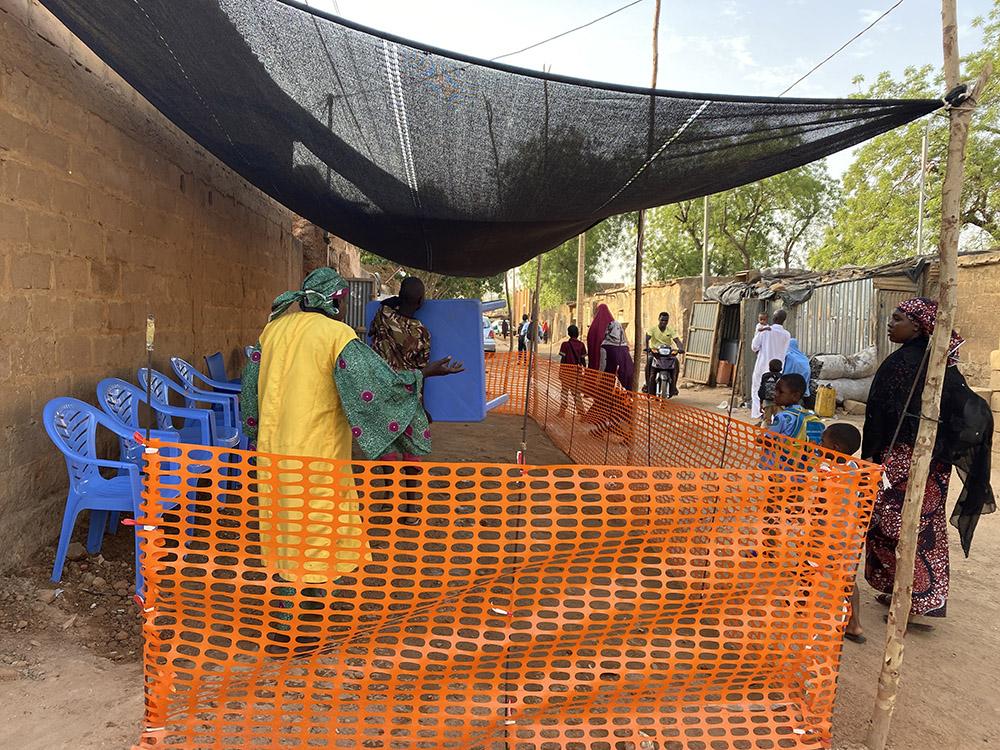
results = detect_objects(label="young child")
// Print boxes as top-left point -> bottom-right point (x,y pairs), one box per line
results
821,422 -> 866,644
758,358 -> 783,425
767,374 -> 824,443
557,324 -> 587,416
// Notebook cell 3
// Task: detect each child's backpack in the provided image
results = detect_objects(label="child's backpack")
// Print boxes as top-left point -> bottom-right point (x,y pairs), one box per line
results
787,405 -> 825,444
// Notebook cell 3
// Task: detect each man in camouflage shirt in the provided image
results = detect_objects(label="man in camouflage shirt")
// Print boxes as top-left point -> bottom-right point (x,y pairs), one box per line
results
369,277 -> 431,372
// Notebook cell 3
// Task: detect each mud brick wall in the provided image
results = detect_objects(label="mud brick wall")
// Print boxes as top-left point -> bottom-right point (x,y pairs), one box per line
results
954,253 -> 1000,388
0,1 -> 301,569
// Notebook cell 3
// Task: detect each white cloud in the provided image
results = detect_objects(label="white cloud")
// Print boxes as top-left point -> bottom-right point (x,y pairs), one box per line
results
858,8 -> 882,25
664,33 -> 756,69
720,1 -> 743,20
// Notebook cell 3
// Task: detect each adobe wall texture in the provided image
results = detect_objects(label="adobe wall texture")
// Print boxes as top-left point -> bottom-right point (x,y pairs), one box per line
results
0,1 -> 302,570
953,252 -> 1000,388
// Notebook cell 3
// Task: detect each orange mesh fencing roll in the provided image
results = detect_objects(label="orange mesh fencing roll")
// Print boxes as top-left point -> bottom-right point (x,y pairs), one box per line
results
135,425 -> 877,749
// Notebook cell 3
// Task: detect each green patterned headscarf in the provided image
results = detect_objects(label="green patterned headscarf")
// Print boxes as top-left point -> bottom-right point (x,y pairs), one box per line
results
269,267 -> 349,321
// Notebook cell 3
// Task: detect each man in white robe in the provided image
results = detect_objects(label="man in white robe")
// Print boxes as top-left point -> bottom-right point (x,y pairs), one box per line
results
750,309 -> 791,420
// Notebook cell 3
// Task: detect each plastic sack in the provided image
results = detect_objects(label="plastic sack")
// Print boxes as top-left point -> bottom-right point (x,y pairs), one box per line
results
817,376 -> 874,404
814,346 -> 877,380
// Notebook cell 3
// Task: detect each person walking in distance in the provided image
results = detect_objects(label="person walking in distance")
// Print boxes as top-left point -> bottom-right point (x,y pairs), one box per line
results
751,310 -> 791,420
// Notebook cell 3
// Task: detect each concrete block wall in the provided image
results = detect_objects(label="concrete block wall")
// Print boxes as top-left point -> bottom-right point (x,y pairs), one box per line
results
0,1 -> 301,570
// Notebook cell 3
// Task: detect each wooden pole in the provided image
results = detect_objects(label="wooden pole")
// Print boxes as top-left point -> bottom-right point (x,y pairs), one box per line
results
575,232 -> 586,326
867,4 -> 990,747
520,255 -> 544,460
505,270 -> 514,352
632,0 -> 661,392
915,118 -> 931,257
702,194 -> 710,294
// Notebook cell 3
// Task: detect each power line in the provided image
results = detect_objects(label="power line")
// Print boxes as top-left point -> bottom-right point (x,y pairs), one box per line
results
779,0 -> 905,96
491,0 -> 648,62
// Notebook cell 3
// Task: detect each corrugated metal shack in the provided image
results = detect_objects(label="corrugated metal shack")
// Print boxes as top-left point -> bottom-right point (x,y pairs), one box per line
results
689,257 -> 933,402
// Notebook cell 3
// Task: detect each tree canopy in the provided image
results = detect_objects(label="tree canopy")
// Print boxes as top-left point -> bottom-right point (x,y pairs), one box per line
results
811,2 -> 1000,268
642,163 -> 838,280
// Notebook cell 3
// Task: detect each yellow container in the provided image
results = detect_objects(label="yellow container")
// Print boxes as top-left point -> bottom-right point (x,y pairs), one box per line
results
815,384 -> 837,418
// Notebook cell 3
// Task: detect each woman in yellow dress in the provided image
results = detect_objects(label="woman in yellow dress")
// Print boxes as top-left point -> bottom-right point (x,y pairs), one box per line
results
240,267 -> 461,591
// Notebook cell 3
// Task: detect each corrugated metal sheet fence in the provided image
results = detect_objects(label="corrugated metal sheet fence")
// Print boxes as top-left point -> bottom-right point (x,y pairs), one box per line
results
787,278 -> 875,355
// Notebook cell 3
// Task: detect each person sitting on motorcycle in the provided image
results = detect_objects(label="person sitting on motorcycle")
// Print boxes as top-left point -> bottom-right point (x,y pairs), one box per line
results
644,311 -> 684,394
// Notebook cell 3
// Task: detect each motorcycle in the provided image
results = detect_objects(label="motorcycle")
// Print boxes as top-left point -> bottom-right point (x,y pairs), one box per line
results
649,346 -> 680,398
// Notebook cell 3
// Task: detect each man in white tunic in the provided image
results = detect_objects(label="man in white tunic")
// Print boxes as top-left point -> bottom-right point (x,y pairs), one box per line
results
750,309 -> 791,420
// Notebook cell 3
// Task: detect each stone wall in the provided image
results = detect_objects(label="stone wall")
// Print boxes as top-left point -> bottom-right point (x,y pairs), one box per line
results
0,1 -> 302,570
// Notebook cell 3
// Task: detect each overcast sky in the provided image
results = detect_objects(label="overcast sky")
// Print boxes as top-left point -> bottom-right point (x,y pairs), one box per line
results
306,0 -> 990,175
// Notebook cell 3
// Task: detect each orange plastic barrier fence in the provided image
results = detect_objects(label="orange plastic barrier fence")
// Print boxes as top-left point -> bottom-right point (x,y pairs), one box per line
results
486,352 -> 807,471
134,397 -> 877,750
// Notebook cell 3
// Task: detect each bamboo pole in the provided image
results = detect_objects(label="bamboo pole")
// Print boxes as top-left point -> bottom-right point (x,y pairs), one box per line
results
632,0 -> 661,392
867,4 -> 990,747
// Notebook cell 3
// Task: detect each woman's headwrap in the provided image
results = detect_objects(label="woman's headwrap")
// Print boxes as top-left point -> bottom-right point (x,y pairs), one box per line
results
269,267 -> 349,321
898,297 -> 965,366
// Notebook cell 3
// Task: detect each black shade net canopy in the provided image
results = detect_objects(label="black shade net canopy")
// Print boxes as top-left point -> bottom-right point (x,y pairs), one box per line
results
40,0 -> 941,277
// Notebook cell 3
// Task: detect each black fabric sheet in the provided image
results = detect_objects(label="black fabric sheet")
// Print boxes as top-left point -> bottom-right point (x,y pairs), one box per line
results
39,0 -> 940,276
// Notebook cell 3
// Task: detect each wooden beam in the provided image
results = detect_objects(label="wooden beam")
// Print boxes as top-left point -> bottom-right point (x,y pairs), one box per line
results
866,3 -> 991,747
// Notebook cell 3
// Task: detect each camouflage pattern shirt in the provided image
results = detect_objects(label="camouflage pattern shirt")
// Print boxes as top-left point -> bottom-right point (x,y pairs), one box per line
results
369,303 -> 432,372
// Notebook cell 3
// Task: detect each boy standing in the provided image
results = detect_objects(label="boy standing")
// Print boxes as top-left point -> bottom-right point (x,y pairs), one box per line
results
557,325 -> 587,416
758,359 -> 783,425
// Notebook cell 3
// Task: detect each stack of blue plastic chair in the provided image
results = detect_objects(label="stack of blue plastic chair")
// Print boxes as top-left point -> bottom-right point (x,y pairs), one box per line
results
169,358 -> 245,448
139,368 -> 241,449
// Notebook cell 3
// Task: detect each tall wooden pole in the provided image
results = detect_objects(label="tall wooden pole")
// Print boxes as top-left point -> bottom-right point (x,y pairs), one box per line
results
520,256 -> 544,461
632,0 -> 661,391
702,195 -> 710,294
505,270 -> 514,352
575,233 -> 586,326
867,4 -> 990,748
915,118 -> 931,257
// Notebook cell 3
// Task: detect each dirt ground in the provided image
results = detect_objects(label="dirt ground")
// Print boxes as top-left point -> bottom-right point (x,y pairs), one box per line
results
1,405 -> 998,749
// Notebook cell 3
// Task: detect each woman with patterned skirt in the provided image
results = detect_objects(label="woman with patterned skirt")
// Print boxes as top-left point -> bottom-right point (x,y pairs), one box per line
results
862,297 -> 993,625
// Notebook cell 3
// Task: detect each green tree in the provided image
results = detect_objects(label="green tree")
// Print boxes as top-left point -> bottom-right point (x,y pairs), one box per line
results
359,250 -> 504,299
517,215 -> 633,308
642,162 -> 837,279
812,2 -> 999,268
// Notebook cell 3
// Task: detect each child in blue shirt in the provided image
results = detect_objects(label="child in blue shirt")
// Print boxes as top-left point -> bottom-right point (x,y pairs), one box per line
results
767,374 -> 823,444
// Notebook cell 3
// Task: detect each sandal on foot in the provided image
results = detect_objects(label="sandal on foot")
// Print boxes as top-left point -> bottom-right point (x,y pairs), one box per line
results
844,632 -> 867,644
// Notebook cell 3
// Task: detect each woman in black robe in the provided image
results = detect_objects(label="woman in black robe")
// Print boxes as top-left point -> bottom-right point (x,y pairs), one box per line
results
862,297 -> 994,620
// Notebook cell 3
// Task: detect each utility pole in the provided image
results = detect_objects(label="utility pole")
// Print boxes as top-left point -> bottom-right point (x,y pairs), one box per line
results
867,3 -> 990,748
632,0 -> 661,391
915,117 -> 931,257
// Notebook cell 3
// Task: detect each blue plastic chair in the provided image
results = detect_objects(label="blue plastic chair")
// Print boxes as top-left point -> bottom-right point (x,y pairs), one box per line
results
204,351 -> 241,388
97,378 -> 200,450
138,368 -> 241,449
169,357 -> 245,448
173,356 -> 241,396
43,398 -> 147,589
95,378 -> 182,533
